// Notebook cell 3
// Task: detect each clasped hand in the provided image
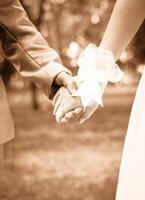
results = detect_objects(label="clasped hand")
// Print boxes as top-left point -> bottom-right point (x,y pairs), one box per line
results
53,71 -> 84,124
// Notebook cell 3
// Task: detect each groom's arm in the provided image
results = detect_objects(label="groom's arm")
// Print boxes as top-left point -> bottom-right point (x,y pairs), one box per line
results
0,0 -> 74,98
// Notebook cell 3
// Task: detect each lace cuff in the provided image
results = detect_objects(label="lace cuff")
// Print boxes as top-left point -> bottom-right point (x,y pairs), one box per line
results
73,43 -> 123,109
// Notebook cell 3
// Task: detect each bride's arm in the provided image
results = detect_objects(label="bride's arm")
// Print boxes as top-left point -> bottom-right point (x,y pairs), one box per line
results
100,0 -> 145,60
75,0 -> 145,123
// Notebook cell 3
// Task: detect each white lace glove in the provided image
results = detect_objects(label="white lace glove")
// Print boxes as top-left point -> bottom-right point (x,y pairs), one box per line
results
73,43 -> 123,123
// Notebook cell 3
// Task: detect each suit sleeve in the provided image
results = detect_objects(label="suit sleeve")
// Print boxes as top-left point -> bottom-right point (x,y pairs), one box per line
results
0,0 -> 71,98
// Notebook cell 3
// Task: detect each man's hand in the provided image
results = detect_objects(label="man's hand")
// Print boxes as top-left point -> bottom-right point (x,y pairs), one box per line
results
53,87 -> 84,124
54,72 -> 77,94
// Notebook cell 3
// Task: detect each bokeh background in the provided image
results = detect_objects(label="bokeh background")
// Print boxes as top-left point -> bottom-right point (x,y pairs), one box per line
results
0,0 -> 145,199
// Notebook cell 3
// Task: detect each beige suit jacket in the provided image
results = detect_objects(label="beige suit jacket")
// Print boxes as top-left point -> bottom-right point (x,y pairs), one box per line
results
0,0 -> 70,144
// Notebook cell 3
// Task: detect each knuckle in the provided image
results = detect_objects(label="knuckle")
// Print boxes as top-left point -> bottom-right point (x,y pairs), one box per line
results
69,79 -> 76,85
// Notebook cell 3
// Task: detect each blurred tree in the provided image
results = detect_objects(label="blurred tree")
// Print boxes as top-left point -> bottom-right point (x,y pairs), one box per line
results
21,0 -> 116,67
2,0 -> 145,92
132,20 -> 145,65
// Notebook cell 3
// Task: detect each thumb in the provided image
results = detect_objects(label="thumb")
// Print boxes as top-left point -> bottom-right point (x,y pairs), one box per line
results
62,75 -> 77,94
66,78 -> 77,94
55,72 -> 77,94
80,102 -> 99,124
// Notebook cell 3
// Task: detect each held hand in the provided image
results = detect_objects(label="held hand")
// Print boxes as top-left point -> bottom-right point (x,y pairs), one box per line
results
53,87 -> 83,124
54,72 -> 77,94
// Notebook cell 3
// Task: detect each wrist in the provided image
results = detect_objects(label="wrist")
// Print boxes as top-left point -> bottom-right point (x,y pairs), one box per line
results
77,43 -> 123,83
99,41 -> 120,61
73,43 -> 123,109
54,71 -> 70,85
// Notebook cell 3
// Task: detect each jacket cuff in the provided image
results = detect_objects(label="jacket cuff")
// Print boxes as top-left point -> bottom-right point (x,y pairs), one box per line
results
20,61 -> 71,98
41,61 -> 71,98
41,61 -> 71,82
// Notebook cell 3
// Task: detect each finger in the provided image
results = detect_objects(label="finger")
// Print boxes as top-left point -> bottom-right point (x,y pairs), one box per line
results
60,117 -> 69,124
64,111 -> 75,120
53,87 -> 70,115
56,116 -> 61,123
55,104 -> 74,123
66,79 -> 77,94
69,107 -> 84,124
61,75 -> 77,94
73,107 -> 84,115
57,106 -> 83,124
65,107 -> 83,120
52,91 -> 60,106
80,102 -> 98,124
53,96 -> 62,115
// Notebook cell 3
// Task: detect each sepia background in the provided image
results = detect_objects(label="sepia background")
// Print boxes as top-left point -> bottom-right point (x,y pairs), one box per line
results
0,0 -> 145,199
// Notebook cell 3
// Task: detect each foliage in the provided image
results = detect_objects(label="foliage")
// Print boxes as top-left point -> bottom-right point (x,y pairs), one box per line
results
20,0 -> 145,72
21,0 -> 115,66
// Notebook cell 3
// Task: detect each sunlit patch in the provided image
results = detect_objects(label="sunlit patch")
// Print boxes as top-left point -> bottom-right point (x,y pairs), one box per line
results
91,14 -> 100,25
15,147 -> 119,185
119,51 -> 133,63
137,64 -> 145,74
66,42 -> 80,60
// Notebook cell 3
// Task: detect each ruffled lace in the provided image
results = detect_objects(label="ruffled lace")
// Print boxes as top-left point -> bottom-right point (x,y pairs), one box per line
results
73,43 -> 123,109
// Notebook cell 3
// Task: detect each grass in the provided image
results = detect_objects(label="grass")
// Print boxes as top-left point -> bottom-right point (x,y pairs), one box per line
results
0,84 -> 137,200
